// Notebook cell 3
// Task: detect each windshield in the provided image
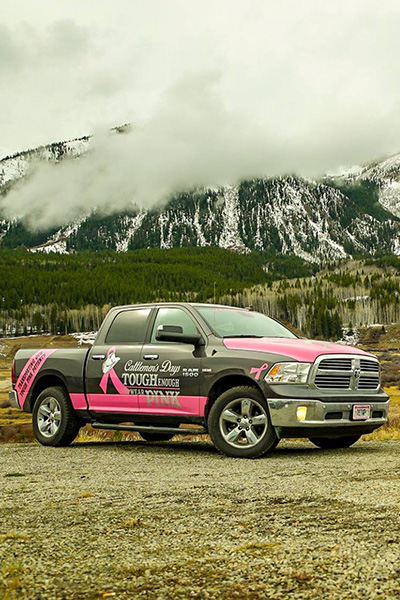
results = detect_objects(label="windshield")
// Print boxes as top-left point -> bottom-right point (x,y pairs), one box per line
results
195,306 -> 297,339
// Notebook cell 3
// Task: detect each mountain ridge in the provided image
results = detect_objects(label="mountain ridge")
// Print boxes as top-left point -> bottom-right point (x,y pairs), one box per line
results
1,133 -> 400,262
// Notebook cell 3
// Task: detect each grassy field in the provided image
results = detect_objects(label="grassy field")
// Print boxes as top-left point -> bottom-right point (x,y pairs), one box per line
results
1,334 -> 399,444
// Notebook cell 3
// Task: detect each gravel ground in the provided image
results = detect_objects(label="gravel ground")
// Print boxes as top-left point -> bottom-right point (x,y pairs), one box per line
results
1,439 -> 400,600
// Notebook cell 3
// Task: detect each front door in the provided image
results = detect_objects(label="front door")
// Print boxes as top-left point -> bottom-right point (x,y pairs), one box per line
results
85,307 -> 152,415
138,307 -> 205,418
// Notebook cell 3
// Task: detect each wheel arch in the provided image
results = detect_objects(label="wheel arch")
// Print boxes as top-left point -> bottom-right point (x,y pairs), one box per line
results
204,374 -> 262,420
26,371 -> 69,412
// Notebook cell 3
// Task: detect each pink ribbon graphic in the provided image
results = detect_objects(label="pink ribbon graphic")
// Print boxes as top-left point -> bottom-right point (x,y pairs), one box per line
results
250,363 -> 269,380
15,349 -> 56,408
99,347 -> 129,395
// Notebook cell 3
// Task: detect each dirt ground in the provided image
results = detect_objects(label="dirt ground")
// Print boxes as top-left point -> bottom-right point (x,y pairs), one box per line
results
2,440 -> 400,600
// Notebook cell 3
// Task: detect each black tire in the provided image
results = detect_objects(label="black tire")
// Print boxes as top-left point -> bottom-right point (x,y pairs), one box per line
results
32,386 -> 81,447
207,386 -> 277,458
309,435 -> 361,450
139,423 -> 176,442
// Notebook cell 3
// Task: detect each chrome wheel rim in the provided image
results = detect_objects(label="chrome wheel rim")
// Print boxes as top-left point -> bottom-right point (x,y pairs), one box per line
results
219,398 -> 268,448
37,397 -> 62,438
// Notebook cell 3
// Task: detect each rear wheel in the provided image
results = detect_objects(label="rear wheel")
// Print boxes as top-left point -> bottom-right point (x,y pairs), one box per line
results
208,386 -> 277,458
309,435 -> 361,449
32,386 -> 81,447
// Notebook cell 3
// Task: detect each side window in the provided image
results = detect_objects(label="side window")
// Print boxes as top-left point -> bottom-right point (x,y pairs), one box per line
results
106,308 -> 151,344
151,308 -> 198,343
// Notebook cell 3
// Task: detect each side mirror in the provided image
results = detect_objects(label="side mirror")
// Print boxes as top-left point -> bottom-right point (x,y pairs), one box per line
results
156,324 -> 205,346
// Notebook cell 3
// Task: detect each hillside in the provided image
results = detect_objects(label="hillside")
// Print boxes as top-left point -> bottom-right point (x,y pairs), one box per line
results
0,247 -> 315,337
224,256 -> 400,339
0,249 -> 399,340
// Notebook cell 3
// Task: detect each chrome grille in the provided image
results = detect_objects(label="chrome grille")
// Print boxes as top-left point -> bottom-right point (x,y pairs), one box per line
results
358,376 -> 380,390
360,359 -> 379,373
314,374 -> 351,389
319,358 -> 352,371
312,355 -> 380,391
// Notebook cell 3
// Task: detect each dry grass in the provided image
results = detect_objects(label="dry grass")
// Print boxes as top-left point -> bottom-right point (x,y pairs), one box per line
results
0,562 -> 25,600
120,518 -> 142,529
233,541 -> 281,552
78,491 -> 94,499
377,352 -> 400,387
75,425 -> 142,444
0,531 -> 30,542
362,386 -> 400,441
360,324 -> 400,352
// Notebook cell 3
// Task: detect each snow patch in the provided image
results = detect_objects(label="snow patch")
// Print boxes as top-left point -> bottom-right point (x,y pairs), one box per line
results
219,186 -> 247,252
115,212 -> 146,252
70,332 -> 97,345
337,327 -> 360,346
30,216 -> 87,254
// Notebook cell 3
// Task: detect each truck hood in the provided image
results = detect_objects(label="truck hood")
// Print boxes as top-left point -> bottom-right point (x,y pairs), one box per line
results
222,337 -> 373,362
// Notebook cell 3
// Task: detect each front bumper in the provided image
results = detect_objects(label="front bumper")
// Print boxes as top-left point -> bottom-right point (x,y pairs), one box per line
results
267,398 -> 390,439
9,390 -> 19,409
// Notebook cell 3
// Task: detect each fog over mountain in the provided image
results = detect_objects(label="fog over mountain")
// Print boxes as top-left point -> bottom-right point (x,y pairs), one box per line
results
1,134 -> 400,262
2,0 -> 400,228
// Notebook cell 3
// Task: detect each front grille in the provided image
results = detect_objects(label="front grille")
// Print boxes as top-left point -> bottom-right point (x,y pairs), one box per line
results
319,358 -> 352,371
360,359 -> 379,373
315,374 -> 351,389
312,355 -> 380,391
358,376 -> 380,390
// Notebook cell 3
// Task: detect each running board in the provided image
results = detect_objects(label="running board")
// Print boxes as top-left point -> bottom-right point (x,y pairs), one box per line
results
91,422 -> 207,435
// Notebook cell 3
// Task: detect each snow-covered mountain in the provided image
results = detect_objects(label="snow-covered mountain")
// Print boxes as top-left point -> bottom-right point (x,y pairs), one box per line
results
334,153 -> 400,220
1,134 -> 400,262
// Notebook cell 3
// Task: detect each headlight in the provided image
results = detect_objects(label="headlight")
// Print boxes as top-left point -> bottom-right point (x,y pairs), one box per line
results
265,362 -> 311,384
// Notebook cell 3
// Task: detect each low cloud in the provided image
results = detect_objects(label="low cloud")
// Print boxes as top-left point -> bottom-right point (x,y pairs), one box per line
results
2,0 -> 400,228
0,20 -> 90,74
0,24 -> 24,73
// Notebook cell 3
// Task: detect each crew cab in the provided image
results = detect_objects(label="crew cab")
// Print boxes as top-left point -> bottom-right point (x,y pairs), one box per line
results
9,303 -> 389,458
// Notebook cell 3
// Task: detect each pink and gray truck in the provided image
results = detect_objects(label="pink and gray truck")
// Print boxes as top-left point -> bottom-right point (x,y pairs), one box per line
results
9,303 -> 389,457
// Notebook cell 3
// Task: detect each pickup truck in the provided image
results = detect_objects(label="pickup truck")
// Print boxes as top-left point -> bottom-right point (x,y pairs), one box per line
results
9,303 -> 389,458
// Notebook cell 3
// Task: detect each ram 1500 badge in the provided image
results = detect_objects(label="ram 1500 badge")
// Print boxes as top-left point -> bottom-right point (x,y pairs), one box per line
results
9,303 -> 389,458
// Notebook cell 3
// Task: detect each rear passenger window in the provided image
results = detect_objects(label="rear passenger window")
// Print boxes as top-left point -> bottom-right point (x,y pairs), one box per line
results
106,309 -> 151,344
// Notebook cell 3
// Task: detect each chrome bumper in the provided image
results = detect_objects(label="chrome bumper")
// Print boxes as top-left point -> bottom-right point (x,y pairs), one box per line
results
9,390 -> 19,409
267,398 -> 389,430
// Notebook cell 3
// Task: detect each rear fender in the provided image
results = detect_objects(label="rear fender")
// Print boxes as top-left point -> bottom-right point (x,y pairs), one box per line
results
23,370 -> 70,412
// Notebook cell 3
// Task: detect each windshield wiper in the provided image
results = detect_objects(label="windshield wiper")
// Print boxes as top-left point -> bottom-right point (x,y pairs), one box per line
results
222,334 -> 264,338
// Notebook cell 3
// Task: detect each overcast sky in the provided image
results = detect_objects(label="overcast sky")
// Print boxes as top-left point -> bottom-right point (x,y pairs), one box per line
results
2,0 -> 400,227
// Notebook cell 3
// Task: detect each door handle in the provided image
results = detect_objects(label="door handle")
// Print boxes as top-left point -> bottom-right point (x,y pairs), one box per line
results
143,354 -> 159,360
92,354 -> 106,360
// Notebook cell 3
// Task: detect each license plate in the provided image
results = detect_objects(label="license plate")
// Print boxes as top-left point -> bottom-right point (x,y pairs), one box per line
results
352,404 -> 371,420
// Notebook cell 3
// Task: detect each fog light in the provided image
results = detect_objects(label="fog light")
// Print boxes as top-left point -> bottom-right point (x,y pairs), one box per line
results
296,406 -> 307,421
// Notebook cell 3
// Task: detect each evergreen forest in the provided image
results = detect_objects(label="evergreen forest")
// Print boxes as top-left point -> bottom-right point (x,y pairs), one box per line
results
0,248 -> 399,340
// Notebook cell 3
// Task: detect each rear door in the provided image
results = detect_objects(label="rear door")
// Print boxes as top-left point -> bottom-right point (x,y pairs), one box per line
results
138,306 -> 205,417
85,307 -> 152,415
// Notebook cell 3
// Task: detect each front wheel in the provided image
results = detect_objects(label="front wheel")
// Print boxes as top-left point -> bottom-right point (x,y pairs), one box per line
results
207,386 -> 277,458
32,386 -> 81,447
309,435 -> 361,450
